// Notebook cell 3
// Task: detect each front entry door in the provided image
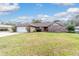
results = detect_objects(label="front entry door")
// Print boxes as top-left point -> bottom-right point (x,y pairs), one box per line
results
44,27 -> 48,32
36,27 -> 41,32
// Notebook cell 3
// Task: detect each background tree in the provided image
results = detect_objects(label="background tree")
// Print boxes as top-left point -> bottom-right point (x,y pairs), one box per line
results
72,14 -> 79,26
32,19 -> 42,23
66,20 -> 75,33
53,20 -> 61,23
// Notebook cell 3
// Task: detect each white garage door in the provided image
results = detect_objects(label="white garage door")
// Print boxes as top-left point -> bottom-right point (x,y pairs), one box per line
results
16,27 -> 27,33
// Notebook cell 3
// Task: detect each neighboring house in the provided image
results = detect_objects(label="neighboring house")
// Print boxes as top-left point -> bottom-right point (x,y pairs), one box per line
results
75,26 -> 79,33
28,22 -> 67,32
0,24 -> 15,32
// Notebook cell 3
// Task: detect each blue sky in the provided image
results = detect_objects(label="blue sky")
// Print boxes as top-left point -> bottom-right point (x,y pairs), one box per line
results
0,3 -> 79,22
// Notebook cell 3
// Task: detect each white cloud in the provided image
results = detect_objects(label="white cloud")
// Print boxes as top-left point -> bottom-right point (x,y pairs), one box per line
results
54,8 -> 79,16
0,12 -> 9,15
17,15 -> 51,22
36,14 -> 49,20
61,3 -> 74,6
18,16 -> 34,20
0,3 -> 20,15
12,16 -> 34,23
37,14 -> 49,18
18,16 -> 29,20
56,8 -> 79,15
67,8 -> 79,13
0,3 -> 20,12
54,12 -> 68,17
36,4 -> 43,7
55,3 -> 75,6
35,14 -> 52,22
35,4 -> 43,9
53,8 -> 79,20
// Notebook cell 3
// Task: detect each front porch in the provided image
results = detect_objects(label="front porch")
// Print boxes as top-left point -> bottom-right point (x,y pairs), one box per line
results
29,26 -> 48,32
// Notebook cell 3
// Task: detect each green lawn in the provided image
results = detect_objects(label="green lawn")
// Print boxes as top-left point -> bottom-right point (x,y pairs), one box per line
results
0,32 -> 79,56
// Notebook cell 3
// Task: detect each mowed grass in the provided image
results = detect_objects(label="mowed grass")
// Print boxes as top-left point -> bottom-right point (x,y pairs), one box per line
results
0,32 -> 79,56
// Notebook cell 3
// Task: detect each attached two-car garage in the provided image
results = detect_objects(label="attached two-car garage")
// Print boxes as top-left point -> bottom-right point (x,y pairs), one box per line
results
16,27 -> 27,33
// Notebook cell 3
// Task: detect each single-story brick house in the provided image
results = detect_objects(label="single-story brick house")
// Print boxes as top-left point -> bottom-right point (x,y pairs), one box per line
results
27,22 -> 67,32
0,22 -> 67,33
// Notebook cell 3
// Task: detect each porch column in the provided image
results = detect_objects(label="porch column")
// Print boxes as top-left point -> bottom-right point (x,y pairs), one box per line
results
40,27 -> 43,32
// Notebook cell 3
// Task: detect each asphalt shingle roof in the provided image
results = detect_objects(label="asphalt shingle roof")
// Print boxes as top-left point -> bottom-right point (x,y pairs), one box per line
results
29,22 -> 51,27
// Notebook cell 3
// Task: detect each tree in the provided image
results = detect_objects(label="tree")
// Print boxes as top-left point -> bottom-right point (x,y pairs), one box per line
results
67,25 -> 75,33
32,19 -> 42,23
70,14 -> 79,26
67,20 -> 75,33
53,20 -> 61,23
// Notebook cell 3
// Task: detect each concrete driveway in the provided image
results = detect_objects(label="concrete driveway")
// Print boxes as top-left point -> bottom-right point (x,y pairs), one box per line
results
0,32 -> 19,37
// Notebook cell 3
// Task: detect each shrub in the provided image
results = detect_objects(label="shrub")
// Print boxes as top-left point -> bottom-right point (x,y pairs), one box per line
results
67,25 -> 75,33
12,26 -> 16,32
